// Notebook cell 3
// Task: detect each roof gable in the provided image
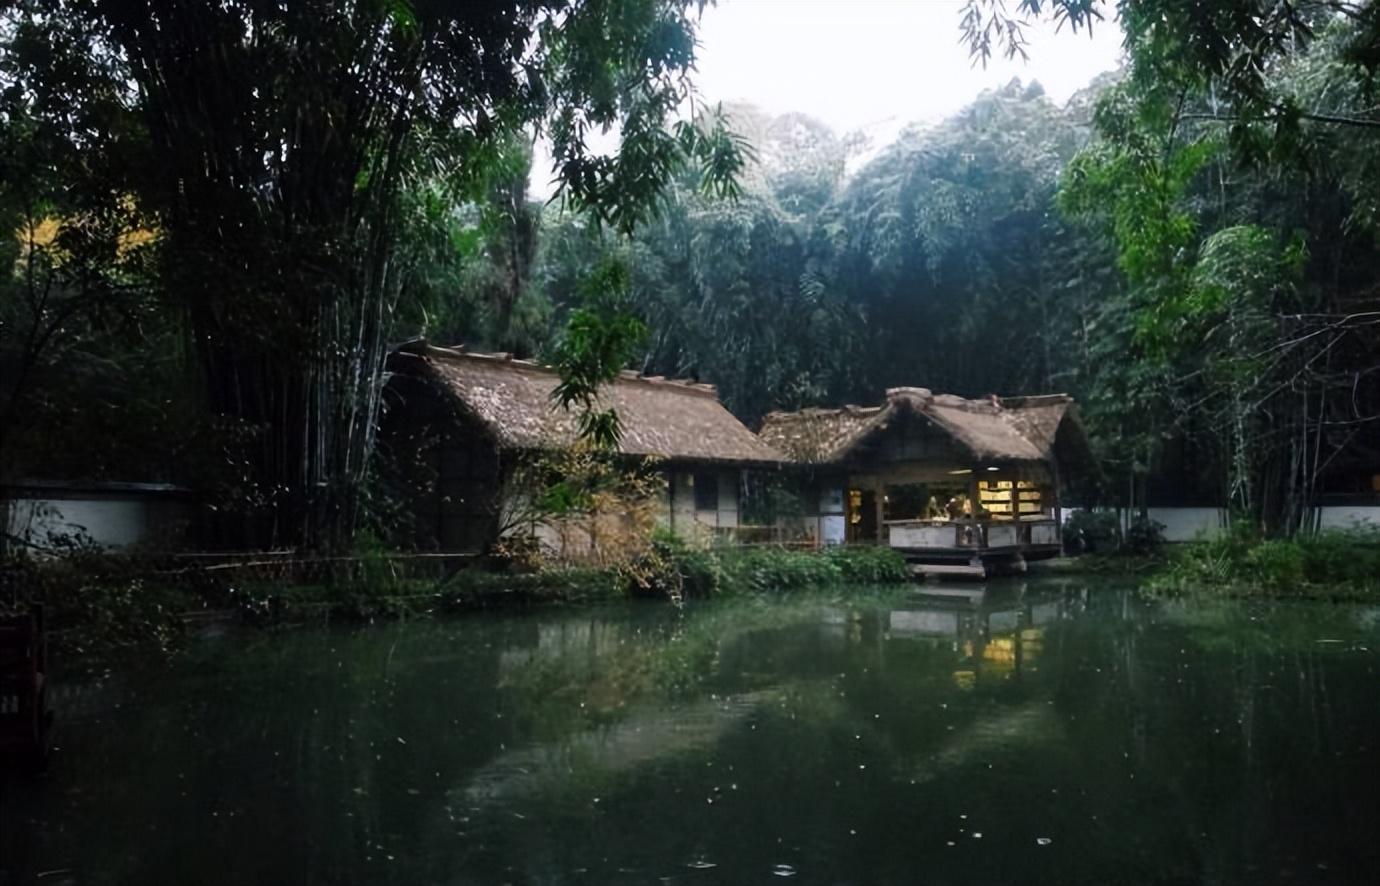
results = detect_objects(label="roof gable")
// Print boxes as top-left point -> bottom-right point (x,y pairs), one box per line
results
760,387 -> 1082,466
396,345 -> 785,465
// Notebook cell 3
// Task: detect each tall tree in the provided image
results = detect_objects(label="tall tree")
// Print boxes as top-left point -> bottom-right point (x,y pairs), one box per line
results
1049,8 -> 1380,531
4,0 -> 743,550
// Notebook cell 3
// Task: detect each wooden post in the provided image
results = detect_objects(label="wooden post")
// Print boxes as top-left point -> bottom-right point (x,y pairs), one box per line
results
1051,459 -> 1062,543
873,480 -> 885,545
968,474 -> 981,548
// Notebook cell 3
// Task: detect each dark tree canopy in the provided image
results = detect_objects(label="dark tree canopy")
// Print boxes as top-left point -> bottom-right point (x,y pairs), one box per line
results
1,0 -> 744,549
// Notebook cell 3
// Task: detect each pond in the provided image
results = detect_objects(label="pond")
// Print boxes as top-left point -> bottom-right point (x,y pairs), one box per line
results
3,578 -> 1379,885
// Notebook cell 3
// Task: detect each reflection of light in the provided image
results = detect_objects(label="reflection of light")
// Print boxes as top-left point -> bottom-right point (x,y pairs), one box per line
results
986,466 -> 1000,471
948,468 -> 972,475
953,669 -> 976,690
983,637 -> 1017,665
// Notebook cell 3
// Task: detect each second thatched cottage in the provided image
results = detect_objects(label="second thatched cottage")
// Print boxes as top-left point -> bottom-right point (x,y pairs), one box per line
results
759,386 -> 1093,576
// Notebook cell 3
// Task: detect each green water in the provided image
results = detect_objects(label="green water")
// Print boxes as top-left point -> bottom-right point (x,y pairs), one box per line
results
3,579 -> 1379,885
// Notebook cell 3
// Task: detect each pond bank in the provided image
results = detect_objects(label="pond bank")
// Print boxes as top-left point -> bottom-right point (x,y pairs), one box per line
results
1036,527 -> 1380,603
0,545 -> 912,664
8,533 -> 1377,667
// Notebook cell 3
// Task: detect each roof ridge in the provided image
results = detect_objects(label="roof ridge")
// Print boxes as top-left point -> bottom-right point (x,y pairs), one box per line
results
998,393 -> 1072,407
421,345 -> 720,399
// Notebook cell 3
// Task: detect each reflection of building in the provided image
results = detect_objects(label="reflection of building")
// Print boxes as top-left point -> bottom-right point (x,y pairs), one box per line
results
886,588 -> 1077,687
760,387 -> 1094,577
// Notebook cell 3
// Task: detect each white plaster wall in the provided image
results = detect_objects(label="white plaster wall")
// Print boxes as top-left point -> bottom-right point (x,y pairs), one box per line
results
5,497 -> 164,549
671,471 -> 696,529
1146,507 -> 1226,542
1063,505 -> 1379,541
1316,506 -> 1380,531
715,472 -> 740,529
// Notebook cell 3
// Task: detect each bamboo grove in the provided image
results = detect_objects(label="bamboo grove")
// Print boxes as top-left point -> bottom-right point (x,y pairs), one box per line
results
2,1 -> 1377,547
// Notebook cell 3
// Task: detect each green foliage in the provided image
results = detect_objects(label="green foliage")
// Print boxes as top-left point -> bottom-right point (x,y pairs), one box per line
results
1,0 -> 745,550
1064,510 -> 1164,555
654,541 -> 909,597
650,531 -> 726,598
719,546 -> 845,593
1,549 -> 192,658
1244,540 -> 1306,588
549,258 -> 649,448
1152,525 -> 1380,597
1065,510 -> 1124,554
1054,17 -> 1380,533
962,1 -> 1380,140
1123,514 -> 1166,556
823,546 -> 912,583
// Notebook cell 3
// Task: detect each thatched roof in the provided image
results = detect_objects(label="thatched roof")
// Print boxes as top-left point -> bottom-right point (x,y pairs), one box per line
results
759,387 -> 1084,466
394,344 -> 785,466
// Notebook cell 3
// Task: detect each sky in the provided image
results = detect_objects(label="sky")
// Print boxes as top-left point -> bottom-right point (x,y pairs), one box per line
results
531,0 -> 1125,197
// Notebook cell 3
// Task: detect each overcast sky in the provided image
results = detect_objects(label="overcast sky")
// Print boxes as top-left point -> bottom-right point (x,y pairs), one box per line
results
696,0 -> 1123,131
531,0 -> 1125,197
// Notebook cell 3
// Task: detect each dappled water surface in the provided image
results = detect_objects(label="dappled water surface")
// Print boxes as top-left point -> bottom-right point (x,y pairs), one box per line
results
4,580 -> 1379,885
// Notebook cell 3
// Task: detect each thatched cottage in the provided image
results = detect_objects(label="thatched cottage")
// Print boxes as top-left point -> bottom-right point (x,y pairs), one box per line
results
381,344 -> 785,555
759,387 -> 1093,576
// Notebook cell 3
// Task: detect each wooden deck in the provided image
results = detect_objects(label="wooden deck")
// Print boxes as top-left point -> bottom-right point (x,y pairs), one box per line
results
885,518 -> 1062,578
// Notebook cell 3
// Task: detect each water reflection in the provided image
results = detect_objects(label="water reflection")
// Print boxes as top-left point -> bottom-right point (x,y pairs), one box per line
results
3,580 -> 1378,885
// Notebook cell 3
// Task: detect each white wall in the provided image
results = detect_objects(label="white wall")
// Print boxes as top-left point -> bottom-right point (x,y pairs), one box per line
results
670,470 -> 696,529
1063,505 -> 1380,541
1317,506 -> 1380,531
1147,507 -> 1226,542
5,495 -> 187,550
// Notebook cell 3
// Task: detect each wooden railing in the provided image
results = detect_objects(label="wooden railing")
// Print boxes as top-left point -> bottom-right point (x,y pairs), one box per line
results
884,518 -> 1060,551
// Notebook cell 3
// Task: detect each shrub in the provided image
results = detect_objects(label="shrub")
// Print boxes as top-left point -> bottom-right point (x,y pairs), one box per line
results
1064,510 -> 1122,553
1152,523 -> 1380,597
1244,540 -> 1305,590
1297,528 -> 1380,587
651,543 -> 910,598
671,547 -> 726,598
824,545 -> 910,583
1124,515 -> 1165,555
1,548 -> 195,657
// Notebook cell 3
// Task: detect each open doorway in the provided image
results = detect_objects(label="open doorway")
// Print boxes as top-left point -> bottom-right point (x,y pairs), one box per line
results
847,488 -> 878,542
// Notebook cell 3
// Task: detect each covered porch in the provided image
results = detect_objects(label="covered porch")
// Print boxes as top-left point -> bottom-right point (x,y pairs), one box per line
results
850,464 -> 1063,577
